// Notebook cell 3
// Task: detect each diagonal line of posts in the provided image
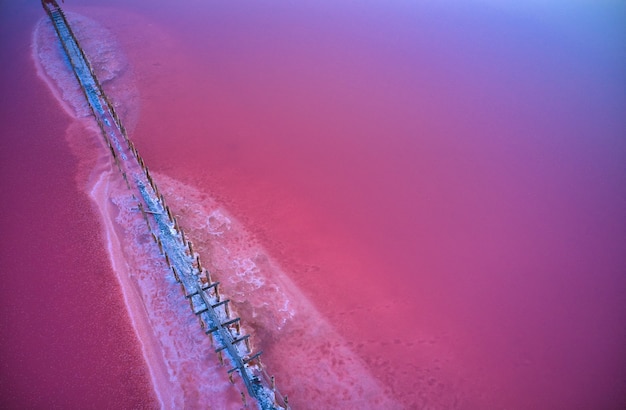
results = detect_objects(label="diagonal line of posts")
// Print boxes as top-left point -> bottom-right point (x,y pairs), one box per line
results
41,1 -> 289,408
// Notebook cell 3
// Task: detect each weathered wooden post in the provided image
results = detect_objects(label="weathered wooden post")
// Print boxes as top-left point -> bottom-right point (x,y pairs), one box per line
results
214,282 -> 220,301
146,169 -> 155,191
121,171 -> 130,189
224,300 -> 231,318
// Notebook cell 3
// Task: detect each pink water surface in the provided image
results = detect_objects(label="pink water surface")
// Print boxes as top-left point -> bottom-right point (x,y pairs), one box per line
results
2,0 -> 626,409
0,2 -> 156,408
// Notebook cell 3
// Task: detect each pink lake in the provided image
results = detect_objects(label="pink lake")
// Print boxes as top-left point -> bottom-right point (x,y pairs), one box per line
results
1,0 -> 625,409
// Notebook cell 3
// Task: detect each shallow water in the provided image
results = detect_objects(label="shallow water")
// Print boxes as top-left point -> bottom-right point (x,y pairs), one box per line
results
2,0 -> 626,408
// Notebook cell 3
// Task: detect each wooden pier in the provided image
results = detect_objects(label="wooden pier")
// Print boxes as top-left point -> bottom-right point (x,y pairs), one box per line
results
41,1 -> 289,408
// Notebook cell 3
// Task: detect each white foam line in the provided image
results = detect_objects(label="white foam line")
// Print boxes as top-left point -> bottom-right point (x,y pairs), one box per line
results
31,18 -> 82,120
89,168 -> 168,409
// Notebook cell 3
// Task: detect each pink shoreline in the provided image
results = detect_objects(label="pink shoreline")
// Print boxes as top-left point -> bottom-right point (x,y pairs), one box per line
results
31,14 -> 164,406
33,20 -> 167,404
88,162 -> 169,408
